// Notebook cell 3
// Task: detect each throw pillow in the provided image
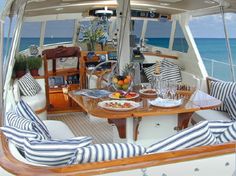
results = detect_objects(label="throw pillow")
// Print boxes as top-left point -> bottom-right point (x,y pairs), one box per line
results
18,73 -> 41,96
224,92 -> 236,120
23,136 -> 93,166
146,121 -> 217,154
208,120 -> 233,137
0,126 -> 44,150
143,63 -> 159,82
160,59 -> 184,70
15,100 -> 51,139
68,143 -> 146,164
160,65 -> 182,83
217,122 -> 236,143
210,81 -> 236,112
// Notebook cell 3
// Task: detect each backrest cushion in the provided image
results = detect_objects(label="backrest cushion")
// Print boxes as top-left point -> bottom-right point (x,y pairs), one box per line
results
146,121 -> 217,154
68,143 -> 146,164
143,63 -> 159,82
23,136 -> 92,166
208,120 -> 234,137
15,100 -> 51,139
6,111 -> 48,139
224,92 -> 236,120
0,126 -> 44,150
210,81 -> 236,112
217,122 -> 236,143
160,65 -> 182,83
161,59 -> 184,70
18,73 -> 41,96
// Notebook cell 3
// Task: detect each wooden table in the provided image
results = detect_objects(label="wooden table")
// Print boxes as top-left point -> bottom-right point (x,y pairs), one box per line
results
69,90 -> 221,143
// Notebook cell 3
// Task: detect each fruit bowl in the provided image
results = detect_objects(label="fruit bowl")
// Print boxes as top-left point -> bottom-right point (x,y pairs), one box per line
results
111,75 -> 133,91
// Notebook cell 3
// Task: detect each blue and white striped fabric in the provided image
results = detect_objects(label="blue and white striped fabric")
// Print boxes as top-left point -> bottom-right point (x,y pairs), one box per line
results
0,126 -> 44,150
23,136 -> 93,166
224,92 -> 236,120
208,120 -> 233,137
6,111 -> 49,140
68,143 -> 146,164
218,122 -> 236,143
143,63 -> 159,82
160,65 -> 182,83
210,81 -> 236,112
146,121 -> 217,154
15,100 -> 51,139
18,73 -> 41,96
160,59 -> 184,70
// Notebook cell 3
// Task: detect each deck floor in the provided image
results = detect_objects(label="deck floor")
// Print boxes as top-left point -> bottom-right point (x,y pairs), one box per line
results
48,112 -> 113,144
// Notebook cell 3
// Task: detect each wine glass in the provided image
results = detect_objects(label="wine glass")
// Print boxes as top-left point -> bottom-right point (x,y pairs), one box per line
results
160,81 -> 168,99
169,80 -> 177,99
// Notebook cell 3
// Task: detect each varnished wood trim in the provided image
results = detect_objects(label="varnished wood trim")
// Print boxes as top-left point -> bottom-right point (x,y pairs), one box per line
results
143,52 -> 178,59
35,106 -> 47,114
33,76 -> 45,79
0,131 -> 235,176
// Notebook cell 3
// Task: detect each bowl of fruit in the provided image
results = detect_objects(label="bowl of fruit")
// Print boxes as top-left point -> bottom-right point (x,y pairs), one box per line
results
112,75 -> 133,91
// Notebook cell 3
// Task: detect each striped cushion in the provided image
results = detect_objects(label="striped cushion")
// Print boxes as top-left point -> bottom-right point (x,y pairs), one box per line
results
143,63 -> 158,82
0,126 -> 43,150
217,122 -> 236,143
224,92 -> 236,120
23,136 -> 93,166
68,143 -> 146,164
210,81 -> 236,112
18,73 -> 41,96
208,120 -> 233,137
146,121 -> 217,154
160,59 -> 184,70
160,65 -> 182,83
6,111 -> 48,139
16,100 -> 51,139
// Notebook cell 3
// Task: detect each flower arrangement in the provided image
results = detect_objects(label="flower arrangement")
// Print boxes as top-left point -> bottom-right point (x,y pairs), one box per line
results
79,20 -> 108,51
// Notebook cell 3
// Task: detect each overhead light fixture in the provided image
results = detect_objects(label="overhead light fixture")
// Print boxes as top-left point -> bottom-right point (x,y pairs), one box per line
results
204,0 -> 216,4
55,7 -> 64,11
95,7 -> 113,22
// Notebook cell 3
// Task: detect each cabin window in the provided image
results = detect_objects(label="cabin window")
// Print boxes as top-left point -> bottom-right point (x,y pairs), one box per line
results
44,20 -> 75,45
131,20 -> 144,45
145,20 -> 172,48
19,22 -> 41,51
189,13 -> 236,81
172,21 -> 189,53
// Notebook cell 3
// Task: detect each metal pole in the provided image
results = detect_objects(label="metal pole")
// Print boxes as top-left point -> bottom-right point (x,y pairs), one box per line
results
220,6 -> 235,82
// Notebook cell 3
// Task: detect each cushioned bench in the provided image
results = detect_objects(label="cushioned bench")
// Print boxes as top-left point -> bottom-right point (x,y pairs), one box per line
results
8,120 -> 75,165
13,78 -> 47,120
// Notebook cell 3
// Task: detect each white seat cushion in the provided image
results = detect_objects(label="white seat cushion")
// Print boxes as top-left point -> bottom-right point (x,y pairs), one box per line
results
21,92 -> 46,111
43,120 -> 75,139
191,110 -> 230,124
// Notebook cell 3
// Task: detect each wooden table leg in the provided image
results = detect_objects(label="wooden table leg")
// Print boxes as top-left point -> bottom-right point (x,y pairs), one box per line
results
177,112 -> 193,131
108,118 -> 141,141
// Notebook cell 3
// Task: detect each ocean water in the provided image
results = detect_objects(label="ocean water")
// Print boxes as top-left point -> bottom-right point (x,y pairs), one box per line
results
4,37 -> 236,81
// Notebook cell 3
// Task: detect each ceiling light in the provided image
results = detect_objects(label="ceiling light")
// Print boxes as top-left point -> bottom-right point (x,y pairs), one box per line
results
204,0 -> 216,4
55,8 -> 64,11
160,3 -> 170,6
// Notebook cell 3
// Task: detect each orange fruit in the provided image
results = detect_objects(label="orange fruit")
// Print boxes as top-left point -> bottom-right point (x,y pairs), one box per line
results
126,75 -> 131,81
118,80 -> 124,86
124,78 -> 130,84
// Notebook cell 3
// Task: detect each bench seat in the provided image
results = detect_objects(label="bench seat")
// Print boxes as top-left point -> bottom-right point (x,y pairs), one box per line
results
191,110 -> 231,124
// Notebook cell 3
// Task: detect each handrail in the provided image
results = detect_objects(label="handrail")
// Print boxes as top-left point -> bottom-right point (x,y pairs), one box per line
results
0,131 -> 235,175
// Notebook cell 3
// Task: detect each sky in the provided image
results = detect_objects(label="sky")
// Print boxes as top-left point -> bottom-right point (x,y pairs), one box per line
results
1,0 -> 236,38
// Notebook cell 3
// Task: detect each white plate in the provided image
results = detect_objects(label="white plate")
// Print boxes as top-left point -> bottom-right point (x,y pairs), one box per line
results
108,92 -> 139,100
149,98 -> 183,108
139,89 -> 157,96
98,100 -> 140,111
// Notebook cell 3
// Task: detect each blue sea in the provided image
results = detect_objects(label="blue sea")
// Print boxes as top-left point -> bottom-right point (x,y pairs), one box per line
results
4,37 -> 236,81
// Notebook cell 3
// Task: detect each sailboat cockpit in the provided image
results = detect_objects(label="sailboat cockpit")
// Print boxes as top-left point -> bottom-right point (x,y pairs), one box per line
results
0,0 -> 236,175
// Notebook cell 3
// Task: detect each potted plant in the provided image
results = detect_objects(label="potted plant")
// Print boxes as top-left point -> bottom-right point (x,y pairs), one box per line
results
27,56 -> 42,76
13,54 -> 27,78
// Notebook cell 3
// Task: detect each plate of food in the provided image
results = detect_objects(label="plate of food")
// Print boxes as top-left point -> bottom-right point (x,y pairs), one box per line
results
109,91 -> 139,100
98,100 -> 140,111
139,89 -> 157,96
149,98 -> 183,108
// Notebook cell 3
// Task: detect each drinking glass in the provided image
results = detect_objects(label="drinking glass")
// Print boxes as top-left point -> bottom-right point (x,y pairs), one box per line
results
160,81 -> 168,99
169,80 -> 177,99
151,74 -> 162,95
